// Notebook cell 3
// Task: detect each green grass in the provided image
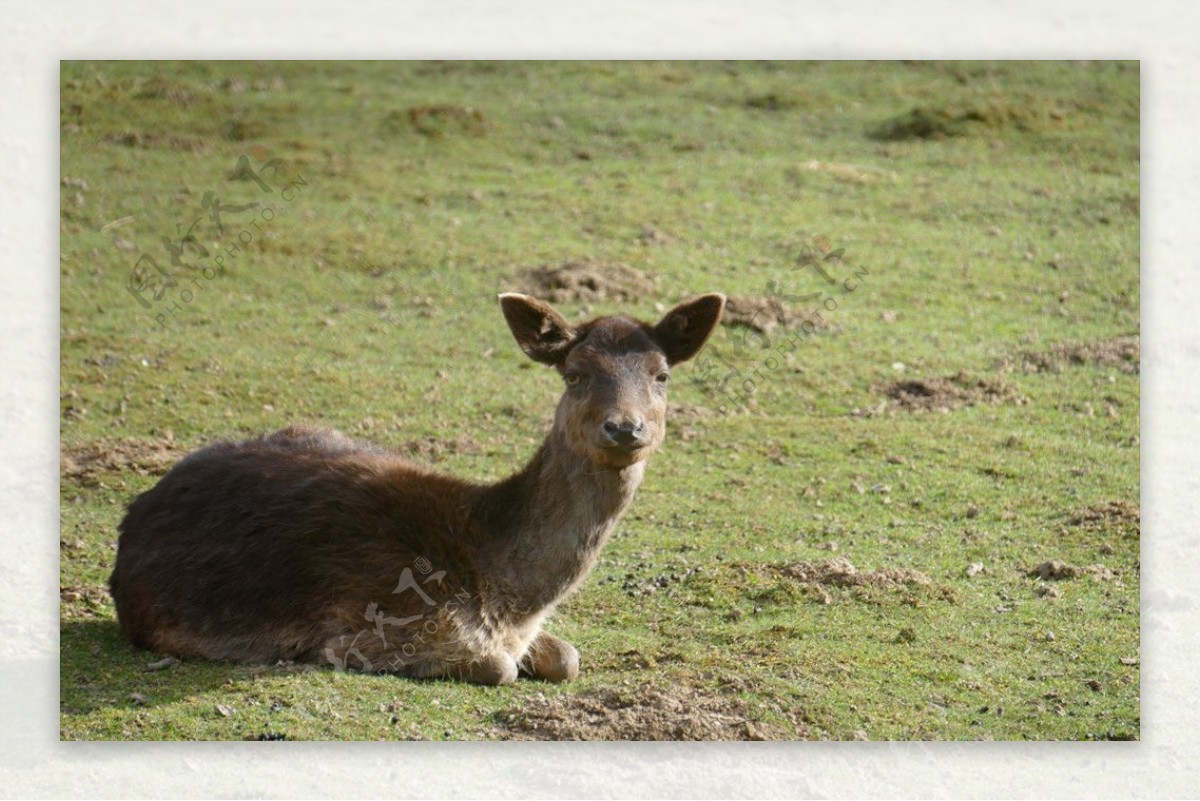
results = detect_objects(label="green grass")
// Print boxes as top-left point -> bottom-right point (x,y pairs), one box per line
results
60,60 -> 1139,740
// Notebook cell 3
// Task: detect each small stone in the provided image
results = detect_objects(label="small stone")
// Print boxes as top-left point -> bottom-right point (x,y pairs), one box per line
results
966,562 -> 984,578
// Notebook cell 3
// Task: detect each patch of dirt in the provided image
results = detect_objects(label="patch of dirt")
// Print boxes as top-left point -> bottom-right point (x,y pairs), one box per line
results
667,402 -> 715,443
1029,560 -> 1119,582
406,104 -> 487,138
134,75 -> 197,105
61,438 -> 190,485
757,557 -> 957,606
493,683 -> 805,741
745,91 -> 801,111
869,100 -> 1050,141
401,435 -> 482,463
1015,335 -> 1140,374
870,107 -> 972,141
218,76 -> 287,94
882,372 -> 1028,412
518,260 -> 656,304
639,224 -> 673,246
1068,500 -> 1140,536
667,401 -> 714,422
1036,584 -> 1063,600
107,131 -> 211,153
722,295 -> 825,335
60,584 -> 112,619
225,117 -> 265,142
776,557 -> 932,589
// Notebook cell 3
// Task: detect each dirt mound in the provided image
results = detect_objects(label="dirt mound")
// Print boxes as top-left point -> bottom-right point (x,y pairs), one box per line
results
134,75 -> 198,105
107,131 -> 211,153
870,100 -> 1047,141
1018,336 -> 1139,374
722,296 -> 825,335
493,683 -> 803,741
882,372 -> 1027,412
1029,560 -> 1118,582
61,438 -> 190,484
518,261 -> 656,304
60,585 -> 112,620
777,557 -> 932,589
1068,500 -> 1140,535
406,104 -> 487,138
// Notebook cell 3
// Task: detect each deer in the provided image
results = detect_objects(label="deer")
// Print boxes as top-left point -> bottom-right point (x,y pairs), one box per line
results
109,292 -> 725,685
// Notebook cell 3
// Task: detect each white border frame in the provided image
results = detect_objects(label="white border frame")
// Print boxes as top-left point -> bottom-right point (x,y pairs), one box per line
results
5,1 -> 1194,797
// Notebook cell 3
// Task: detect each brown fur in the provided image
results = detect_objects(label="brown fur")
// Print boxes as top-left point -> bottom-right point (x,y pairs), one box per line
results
109,293 -> 725,684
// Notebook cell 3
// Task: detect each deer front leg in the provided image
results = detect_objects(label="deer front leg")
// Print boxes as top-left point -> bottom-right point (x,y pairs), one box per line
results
520,631 -> 580,683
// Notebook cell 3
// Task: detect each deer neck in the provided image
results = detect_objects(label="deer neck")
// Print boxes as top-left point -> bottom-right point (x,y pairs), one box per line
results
475,422 -> 645,617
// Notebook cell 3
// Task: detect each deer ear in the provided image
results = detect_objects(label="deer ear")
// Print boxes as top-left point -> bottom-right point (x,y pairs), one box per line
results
653,293 -> 726,365
499,293 -> 577,366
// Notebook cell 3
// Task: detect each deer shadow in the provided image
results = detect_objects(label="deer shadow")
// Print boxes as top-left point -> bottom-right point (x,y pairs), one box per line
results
60,618 -> 325,715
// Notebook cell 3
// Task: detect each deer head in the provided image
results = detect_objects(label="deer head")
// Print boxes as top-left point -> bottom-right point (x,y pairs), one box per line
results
500,293 -> 726,469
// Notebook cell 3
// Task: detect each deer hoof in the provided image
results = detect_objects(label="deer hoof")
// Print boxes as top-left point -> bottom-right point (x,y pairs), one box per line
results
524,632 -> 580,683
462,655 -> 519,686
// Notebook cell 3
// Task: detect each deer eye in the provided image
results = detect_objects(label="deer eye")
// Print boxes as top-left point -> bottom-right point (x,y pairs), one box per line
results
564,372 -> 583,387
655,371 -> 670,384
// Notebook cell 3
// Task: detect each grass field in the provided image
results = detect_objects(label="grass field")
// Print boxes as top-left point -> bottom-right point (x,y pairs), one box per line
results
59,60 -> 1139,740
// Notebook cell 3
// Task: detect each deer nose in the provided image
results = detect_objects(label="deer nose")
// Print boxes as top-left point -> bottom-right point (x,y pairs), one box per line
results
602,419 -> 646,446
